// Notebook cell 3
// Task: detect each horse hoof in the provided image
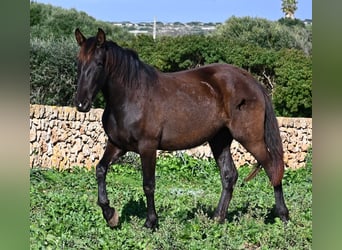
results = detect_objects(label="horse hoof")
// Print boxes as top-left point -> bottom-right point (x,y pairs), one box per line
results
213,216 -> 225,224
107,210 -> 119,228
143,219 -> 158,230
279,213 -> 290,223
213,212 -> 226,224
277,207 -> 289,223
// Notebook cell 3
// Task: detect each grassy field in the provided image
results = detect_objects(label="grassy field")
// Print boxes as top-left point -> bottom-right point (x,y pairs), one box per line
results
30,152 -> 312,249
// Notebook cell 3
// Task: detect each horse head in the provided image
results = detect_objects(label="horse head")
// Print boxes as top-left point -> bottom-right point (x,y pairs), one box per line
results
74,28 -> 107,112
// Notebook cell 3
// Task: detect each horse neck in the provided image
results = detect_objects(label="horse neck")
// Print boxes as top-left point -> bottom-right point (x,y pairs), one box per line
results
102,77 -> 145,113
102,78 -> 126,106
102,46 -> 157,110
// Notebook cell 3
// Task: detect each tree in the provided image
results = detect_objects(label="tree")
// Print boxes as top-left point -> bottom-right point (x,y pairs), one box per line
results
281,0 -> 298,19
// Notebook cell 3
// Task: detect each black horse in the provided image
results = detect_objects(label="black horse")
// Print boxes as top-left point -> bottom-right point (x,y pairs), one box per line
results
74,28 -> 289,229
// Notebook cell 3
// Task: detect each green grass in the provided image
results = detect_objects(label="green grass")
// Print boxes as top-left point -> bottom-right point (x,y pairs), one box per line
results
30,153 -> 312,249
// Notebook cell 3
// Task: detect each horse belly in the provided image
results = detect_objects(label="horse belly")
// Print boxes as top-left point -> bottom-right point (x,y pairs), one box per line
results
158,108 -> 223,150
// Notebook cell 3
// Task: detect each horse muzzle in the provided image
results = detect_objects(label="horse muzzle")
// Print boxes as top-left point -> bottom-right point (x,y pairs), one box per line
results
75,98 -> 91,112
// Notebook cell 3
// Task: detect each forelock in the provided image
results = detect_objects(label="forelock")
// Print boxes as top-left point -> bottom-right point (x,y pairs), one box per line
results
78,37 -> 97,63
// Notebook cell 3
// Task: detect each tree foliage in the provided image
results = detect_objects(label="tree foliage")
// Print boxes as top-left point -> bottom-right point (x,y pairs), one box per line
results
30,3 -> 312,117
273,49 -> 312,117
281,0 -> 298,19
30,2 -> 132,41
215,16 -> 311,55
30,37 -> 78,106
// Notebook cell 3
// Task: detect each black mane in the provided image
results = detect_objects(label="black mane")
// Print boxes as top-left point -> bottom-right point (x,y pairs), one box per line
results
104,41 -> 158,88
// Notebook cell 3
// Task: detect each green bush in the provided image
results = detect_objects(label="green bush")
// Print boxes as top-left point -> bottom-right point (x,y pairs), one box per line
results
273,49 -> 312,117
30,37 -> 78,106
30,2 -> 132,41
216,16 -> 312,55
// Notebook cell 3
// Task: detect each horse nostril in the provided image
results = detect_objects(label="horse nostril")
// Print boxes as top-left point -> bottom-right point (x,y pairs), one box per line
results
75,98 -> 91,112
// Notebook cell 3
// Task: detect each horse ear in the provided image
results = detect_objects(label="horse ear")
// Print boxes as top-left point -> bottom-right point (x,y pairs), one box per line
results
96,28 -> 106,47
75,28 -> 86,46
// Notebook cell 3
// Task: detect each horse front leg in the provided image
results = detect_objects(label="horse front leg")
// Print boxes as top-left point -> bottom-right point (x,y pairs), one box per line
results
96,141 -> 125,228
139,145 -> 158,229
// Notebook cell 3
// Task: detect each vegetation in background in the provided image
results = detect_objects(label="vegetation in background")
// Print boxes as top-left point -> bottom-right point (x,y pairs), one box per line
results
30,37 -> 78,106
30,2 -> 312,117
281,0 -> 298,20
30,2 -> 132,41
30,153 -> 312,249
215,16 -> 311,55
273,49 -> 312,117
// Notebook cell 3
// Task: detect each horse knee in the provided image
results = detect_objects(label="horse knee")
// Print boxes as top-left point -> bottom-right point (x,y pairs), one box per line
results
143,184 -> 155,195
221,169 -> 238,189
96,164 -> 107,180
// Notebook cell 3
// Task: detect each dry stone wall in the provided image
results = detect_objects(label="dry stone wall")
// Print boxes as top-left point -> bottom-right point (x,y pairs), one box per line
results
30,104 -> 312,170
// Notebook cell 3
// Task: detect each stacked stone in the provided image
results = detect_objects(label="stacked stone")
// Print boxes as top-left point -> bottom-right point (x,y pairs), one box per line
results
278,117 -> 312,169
30,105 -> 105,170
30,105 -> 312,170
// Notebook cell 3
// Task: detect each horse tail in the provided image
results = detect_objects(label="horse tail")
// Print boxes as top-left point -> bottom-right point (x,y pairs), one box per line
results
263,89 -> 283,163
245,87 -> 284,183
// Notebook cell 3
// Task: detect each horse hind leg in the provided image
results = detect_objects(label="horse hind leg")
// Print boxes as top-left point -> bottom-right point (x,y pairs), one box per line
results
209,128 -> 237,223
237,138 -> 289,222
226,86 -> 289,222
